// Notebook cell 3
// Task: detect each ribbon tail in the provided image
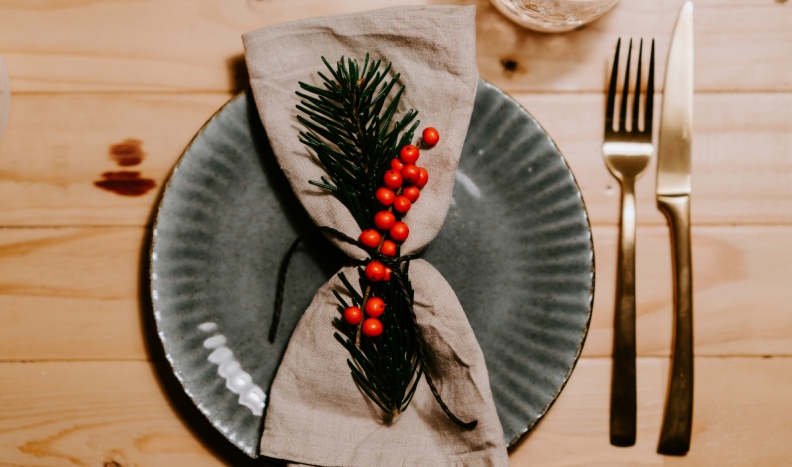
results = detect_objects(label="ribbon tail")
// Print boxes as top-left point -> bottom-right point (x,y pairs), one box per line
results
270,226 -> 365,343
423,366 -> 478,430
270,230 -> 311,343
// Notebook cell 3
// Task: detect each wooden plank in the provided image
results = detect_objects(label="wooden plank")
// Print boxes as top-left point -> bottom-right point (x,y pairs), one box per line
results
517,92 -> 792,226
1,92 -> 790,227
0,227 -> 149,361
1,225 -> 790,361
1,0 -> 790,93
584,225 -> 792,358
0,361 -> 256,467
479,0 -> 792,94
510,357 -> 792,466
0,0 -> 426,93
0,358 -> 789,466
0,93 -> 231,226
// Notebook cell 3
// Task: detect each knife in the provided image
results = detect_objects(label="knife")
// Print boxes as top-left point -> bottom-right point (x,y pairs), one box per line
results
656,1 -> 694,456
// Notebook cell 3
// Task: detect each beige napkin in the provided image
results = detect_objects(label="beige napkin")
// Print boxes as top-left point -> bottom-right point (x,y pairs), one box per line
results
244,5 -> 508,466
244,5 -> 479,260
259,262 -> 508,467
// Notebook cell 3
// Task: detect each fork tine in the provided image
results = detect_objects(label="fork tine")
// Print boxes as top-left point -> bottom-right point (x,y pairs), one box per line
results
632,39 -> 643,133
645,39 -> 655,134
619,39 -> 632,132
605,38 -> 621,133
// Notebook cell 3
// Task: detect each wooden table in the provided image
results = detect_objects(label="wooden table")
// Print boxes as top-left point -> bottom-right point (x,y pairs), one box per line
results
1,1 -> 790,465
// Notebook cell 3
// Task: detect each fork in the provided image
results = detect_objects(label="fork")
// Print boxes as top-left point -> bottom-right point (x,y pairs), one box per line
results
604,38 -> 655,447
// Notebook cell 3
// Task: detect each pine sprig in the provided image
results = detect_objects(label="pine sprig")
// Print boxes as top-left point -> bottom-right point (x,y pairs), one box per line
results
297,54 -> 419,230
294,57 -> 476,427
332,265 -> 422,416
296,55 -> 423,417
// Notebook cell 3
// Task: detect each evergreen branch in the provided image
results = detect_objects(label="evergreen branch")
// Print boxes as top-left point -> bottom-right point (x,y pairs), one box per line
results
307,180 -> 338,192
402,367 -> 423,410
337,271 -> 363,305
368,75 -> 401,112
377,89 -> 406,146
295,92 -> 342,116
295,55 -> 418,228
333,290 -> 350,309
295,56 -> 427,419
350,364 -> 391,414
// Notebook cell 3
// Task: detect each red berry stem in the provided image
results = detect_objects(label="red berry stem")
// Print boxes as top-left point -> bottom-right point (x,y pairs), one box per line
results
355,185 -> 403,346
355,137 -> 429,344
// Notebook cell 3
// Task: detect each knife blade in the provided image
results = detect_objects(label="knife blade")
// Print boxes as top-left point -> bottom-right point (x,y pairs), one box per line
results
656,0 -> 694,456
657,2 -> 693,197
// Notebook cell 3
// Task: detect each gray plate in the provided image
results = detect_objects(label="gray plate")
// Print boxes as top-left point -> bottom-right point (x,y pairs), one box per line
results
151,80 -> 594,458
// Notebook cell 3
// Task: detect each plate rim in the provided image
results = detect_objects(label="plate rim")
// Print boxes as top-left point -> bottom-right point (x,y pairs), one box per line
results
477,80 -> 596,448
149,80 -> 596,456
149,91 -> 256,455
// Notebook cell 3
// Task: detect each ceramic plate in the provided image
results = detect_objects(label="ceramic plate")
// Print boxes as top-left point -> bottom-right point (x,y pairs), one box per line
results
151,80 -> 594,457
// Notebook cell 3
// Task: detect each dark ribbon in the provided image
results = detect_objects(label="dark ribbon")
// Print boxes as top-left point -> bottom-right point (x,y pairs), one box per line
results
270,226 -> 477,430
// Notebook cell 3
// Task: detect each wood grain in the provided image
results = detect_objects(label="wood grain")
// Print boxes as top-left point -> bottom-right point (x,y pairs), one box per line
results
0,358 -> 789,466
0,93 -> 231,226
517,92 -> 792,227
510,357 -> 792,466
0,227 -> 149,361
0,361 -> 249,467
586,225 -> 792,358
1,0 -> 790,93
1,1 -> 787,465
1,92 -> 790,227
1,225 -> 789,361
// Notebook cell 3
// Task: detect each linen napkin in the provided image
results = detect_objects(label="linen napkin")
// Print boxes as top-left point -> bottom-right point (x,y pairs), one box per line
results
243,6 -> 509,466
244,5 -> 479,260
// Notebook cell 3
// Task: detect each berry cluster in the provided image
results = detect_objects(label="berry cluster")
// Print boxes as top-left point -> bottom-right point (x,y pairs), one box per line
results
343,127 -> 440,337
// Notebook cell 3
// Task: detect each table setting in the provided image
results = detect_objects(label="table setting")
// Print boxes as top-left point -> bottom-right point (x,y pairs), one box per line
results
1,1 -> 791,466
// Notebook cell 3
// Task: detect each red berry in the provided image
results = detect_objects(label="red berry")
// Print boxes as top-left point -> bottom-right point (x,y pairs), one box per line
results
365,261 -> 386,282
376,187 -> 395,206
383,170 -> 403,190
374,211 -> 396,231
393,195 -> 411,214
362,318 -> 383,338
390,158 -> 404,172
401,164 -> 421,185
400,145 -> 420,164
415,167 -> 429,188
422,127 -> 440,146
381,240 -> 397,257
403,186 -> 420,203
383,267 -> 392,281
365,297 -> 385,318
390,222 -> 409,242
359,229 -> 381,249
343,306 -> 363,326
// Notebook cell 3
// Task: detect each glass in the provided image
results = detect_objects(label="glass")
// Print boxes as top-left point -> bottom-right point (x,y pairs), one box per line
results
490,0 -> 620,33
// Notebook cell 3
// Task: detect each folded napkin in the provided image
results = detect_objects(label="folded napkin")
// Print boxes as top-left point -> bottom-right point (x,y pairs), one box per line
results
244,6 -> 508,466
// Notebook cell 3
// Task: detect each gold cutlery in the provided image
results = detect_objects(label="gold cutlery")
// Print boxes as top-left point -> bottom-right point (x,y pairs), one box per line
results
656,0 -> 694,455
604,37 -> 655,447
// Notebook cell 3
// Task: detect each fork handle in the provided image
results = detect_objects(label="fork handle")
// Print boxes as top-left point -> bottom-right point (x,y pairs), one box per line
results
657,195 -> 694,455
610,178 -> 638,447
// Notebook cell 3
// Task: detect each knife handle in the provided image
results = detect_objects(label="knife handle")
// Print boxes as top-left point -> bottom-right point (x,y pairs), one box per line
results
610,179 -> 637,447
657,194 -> 694,455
